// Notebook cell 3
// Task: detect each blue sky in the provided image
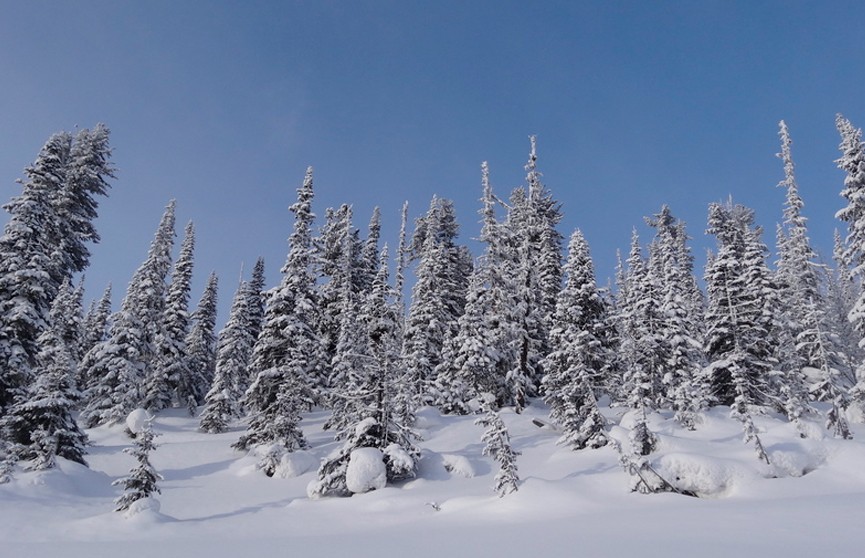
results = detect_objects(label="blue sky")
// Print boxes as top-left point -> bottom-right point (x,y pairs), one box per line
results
1,1 -> 864,322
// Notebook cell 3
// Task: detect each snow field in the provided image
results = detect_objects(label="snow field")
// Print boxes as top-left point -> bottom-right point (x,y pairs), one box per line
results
2,401 -> 865,557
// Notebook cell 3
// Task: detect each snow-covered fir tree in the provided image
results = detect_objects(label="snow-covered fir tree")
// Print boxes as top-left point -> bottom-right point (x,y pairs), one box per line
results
835,114 -> 865,406
113,417 -> 162,512
475,394 -> 520,497
824,230 -> 860,388
145,221 -> 195,411
647,207 -> 707,428
616,230 -> 658,455
704,201 -> 776,462
80,283 -> 112,373
541,229 -> 611,450
502,137 -> 564,400
310,247 -> 419,496
1,279 -> 88,469
184,271 -> 219,410
435,163 -> 514,413
704,201 -> 779,408
403,196 -> 471,406
314,204 -> 361,390
200,277 -> 257,433
0,126 -> 113,415
79,201 -> 176,427
236,168 -> 322,457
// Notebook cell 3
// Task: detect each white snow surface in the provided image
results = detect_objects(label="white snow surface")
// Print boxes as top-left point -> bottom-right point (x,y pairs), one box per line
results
2,402 -> 865,557
345,447 -> 387,494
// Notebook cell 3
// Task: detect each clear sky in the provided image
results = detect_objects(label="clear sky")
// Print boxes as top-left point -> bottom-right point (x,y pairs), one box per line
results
1,1 -> 864,323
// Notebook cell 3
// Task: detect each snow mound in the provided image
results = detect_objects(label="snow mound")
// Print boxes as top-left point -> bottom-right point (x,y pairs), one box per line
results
275,450 -> 318,479
655,453 -> 759,497
121,497 -> 166,521
769,445 -> 822,478
126,409 -> 152,436
442,454 -> 476,478
346,448 -> 386,494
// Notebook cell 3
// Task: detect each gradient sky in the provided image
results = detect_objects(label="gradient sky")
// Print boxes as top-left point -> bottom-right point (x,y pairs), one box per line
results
2,1 -> 865,324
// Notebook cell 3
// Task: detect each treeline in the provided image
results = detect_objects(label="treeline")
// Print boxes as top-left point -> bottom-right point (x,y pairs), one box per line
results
1,117 -> 864,500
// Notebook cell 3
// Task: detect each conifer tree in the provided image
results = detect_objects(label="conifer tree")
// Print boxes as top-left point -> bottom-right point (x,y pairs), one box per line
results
79,284 -> 112,378
403,196 -> 470,406
475,394 -> 520,497
145,221 -> 195,411
647,207 -> 707,427
80,201 -> 176,427
541,230 -> 610,449
247,257 -> 267,345
113,417 -> 161,512
503,137 -> 564,396
0,125 -> 112,413
200,278 -> 256,433
435,163 -> 514,412
2,279 -> 88,468
184,271 -> 219,409
310,248 -> 419,496
835,114 -> 865,405
237,167 -> 321,456
704,201 -> 778,408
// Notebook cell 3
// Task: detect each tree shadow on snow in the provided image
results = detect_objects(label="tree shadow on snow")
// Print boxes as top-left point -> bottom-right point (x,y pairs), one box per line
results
176,497 -> 296,523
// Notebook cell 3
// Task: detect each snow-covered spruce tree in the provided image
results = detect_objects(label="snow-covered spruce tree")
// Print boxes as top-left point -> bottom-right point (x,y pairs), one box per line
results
235,167 -> 322,459
145,221 -> 195,412
314,204 -> 361,390
825,230 -> 860,388
502,138 -> 564,403
647,207 -> 707,428
616,230 -> 657,456
704,201 -> 775,463
704,201 -> 778,408
309,248 -> 419,496
358,206 -> 382,294
322,212 -> 368,435
247,257 -> 267,346
435,163 -> 514,413
475,394 -> 520,497
801,298 -> 853,439
835,114 -> 865,406
403,196 -> 471,407
0,125 -> 113,413
53,124 -> 114,283
113,417 -> 162,512
1,279 -> 88,469
200,279 -> 257,433
80,201 -> 176,427
80,283 -> 112,374
541,229 -> 611,449
0,133 -> 70,411
184,271 -> 219,410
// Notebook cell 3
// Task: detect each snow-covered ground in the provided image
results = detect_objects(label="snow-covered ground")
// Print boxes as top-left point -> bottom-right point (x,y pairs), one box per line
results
2,402 -> 864,557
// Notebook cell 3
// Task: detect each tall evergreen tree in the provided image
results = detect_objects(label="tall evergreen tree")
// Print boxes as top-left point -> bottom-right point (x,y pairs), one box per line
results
236,167 -> 322,456
184,272 -> 219,410
80,201 -> 175,427
200,278 -> 257,433
435,163 -> 515,412
1,279 -> 88,469
145,221 -> 195,411
0,125 -> 113,413
403,196 -> 470,406
541,229 -> 611,449
80,284 -> 112,372
835,114 -> 865,406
